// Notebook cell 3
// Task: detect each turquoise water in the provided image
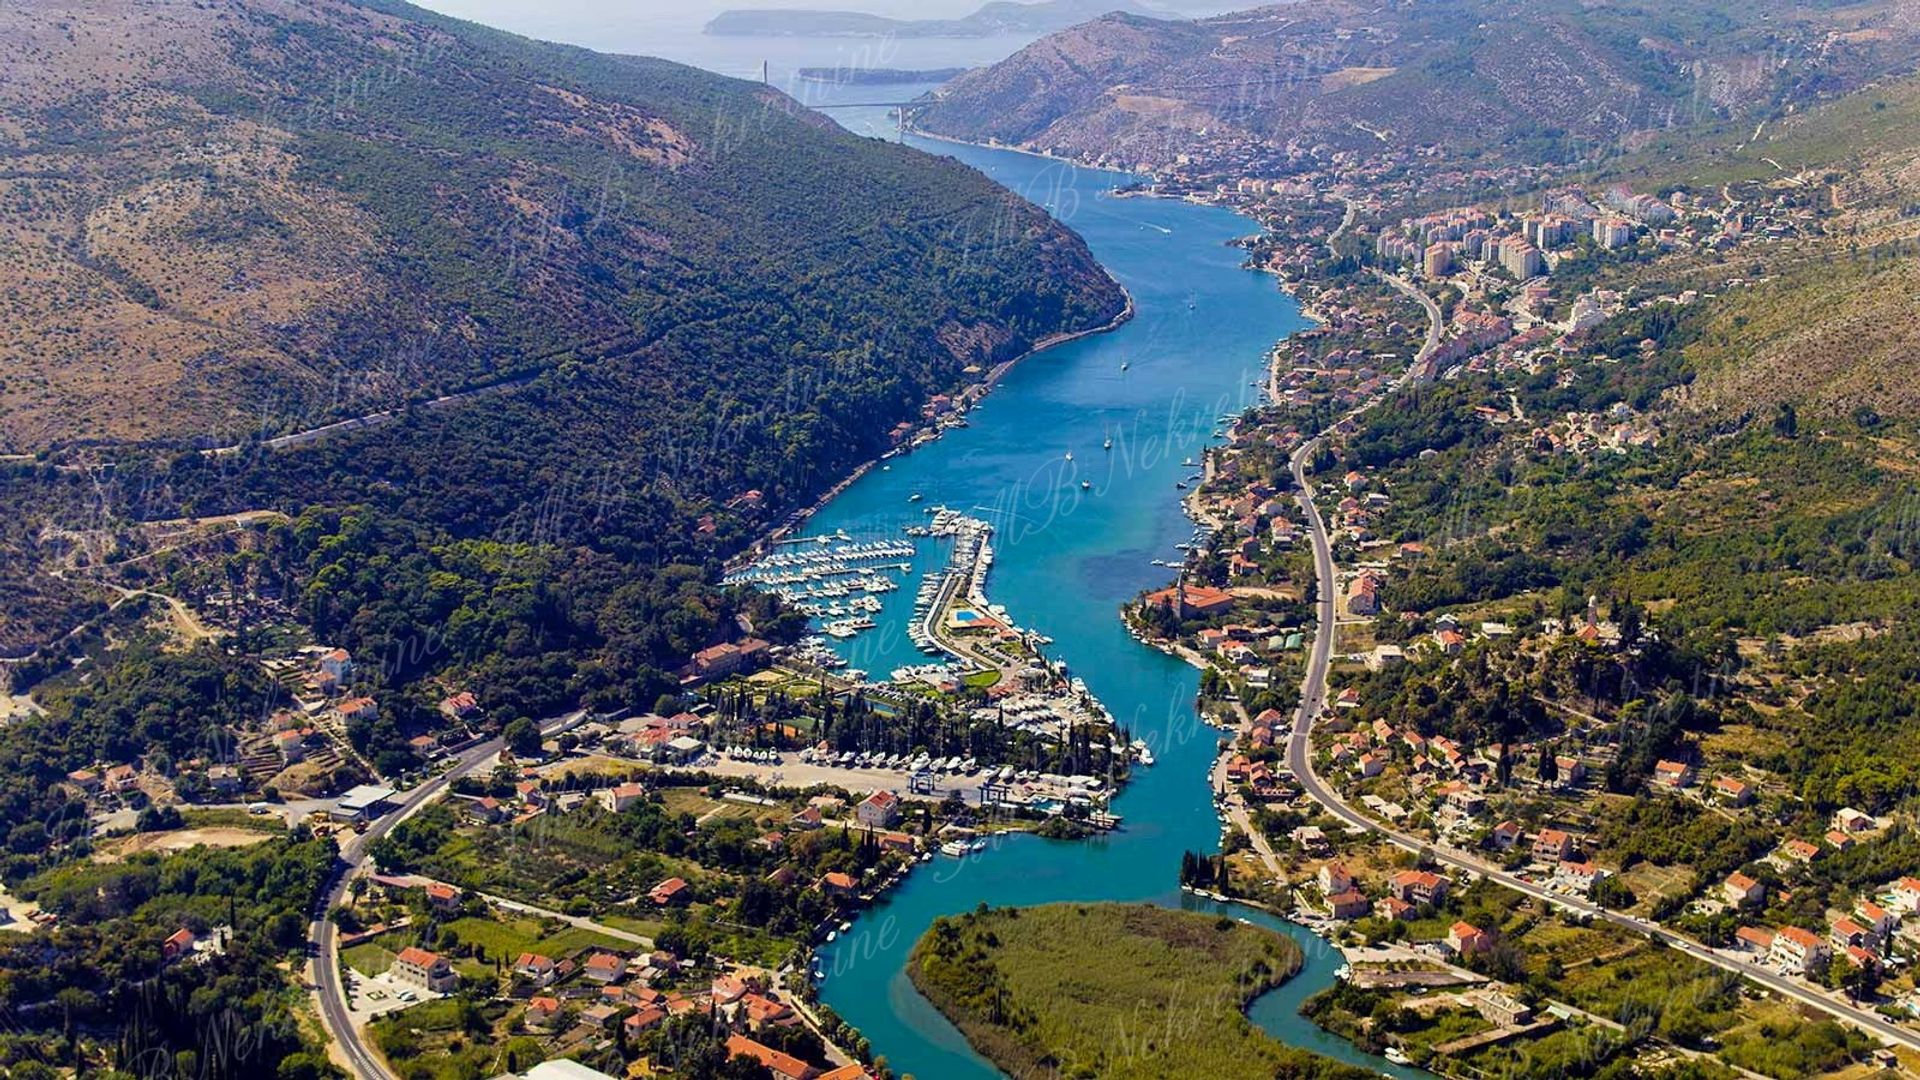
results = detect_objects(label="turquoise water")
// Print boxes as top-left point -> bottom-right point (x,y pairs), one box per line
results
794,121 -> 1425,1079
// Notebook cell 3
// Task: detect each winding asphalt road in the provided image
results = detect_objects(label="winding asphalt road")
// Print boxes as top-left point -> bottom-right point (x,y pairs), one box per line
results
310,710 -> 585,1080
1283,435 -> 1920,1052
1373,270 -> 1443,379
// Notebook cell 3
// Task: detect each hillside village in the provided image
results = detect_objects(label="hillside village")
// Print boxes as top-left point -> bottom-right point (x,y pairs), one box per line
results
1113,124 -> 1920,1070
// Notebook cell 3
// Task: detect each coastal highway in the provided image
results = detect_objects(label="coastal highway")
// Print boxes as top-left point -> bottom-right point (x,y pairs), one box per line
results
202,374 -> 541,458
1372,270 -> 1443,379
1283,436 -> 1920,1052
310,710 -> 586,1080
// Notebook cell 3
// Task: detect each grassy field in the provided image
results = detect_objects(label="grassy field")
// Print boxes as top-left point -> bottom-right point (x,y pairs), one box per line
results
344,941 -> 400,978
597,913 -> 668,940
441,915 -> 629,967
179,807 -> 289,833
1617,862 -> 1694,918
342,925 -> 420,977
658,787 -> 763,823
907,903 -> 1370,1080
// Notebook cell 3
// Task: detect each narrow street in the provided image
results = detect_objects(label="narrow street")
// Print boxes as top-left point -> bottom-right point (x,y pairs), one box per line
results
310,710 -> 586,1080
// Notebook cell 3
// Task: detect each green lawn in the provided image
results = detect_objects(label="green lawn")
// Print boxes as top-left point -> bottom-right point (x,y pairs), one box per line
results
343,941 -> 398,978
597,913 -> 667,940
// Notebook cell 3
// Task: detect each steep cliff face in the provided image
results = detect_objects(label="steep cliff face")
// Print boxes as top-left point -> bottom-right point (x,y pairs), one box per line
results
909,0 -> 1920,170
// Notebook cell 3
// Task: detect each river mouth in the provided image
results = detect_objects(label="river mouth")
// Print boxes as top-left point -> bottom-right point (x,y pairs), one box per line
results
773,103 -> 1421,1079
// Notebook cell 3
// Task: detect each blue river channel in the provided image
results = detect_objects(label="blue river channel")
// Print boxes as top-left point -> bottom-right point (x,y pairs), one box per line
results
777,103 -> 1427,1080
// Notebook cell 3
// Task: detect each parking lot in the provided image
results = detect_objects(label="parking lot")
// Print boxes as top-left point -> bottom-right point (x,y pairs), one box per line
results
343,967 -> 441,1026
668,753 -> 993,801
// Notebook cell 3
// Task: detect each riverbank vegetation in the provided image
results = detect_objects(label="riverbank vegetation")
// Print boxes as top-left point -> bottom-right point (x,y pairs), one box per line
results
907,902 -> 1371,1080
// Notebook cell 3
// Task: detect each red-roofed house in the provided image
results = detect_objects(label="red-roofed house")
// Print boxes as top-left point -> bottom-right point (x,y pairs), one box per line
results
856,790 -> 901,828
1857,901 -> 1897,938
1733,926 -> 1775,954
1712,776 -> 1753,806
1780,839 -> 1820,864
1448,921 -> 1492,956
649,877 -> 691,907
514,952 -> 558,987
1554,861 -> 1607,896
438,691 -> 479,720
711,975 -> 751,1005
1652,760 -> 1694,788
1831,917 -> 1874,950
743,992 -> 797,1028
1378,896 -> 1416,921
525,996 -> 563,1029
600,781 -> 647,813
583,952 -> 628,983
725,1034 -> 820,1080
337,696 -> 378,722
624,1005 -> 667,1036
1768,926 -> 1828,976
1723,873 -> 1764,909
1532,829 -> 1574,862
1390,870 -> 1448,906
1327,890 -> 1371,920
1317,863 -> 1353,896
391,947 -> 457,993
1554,756 -> 1586,786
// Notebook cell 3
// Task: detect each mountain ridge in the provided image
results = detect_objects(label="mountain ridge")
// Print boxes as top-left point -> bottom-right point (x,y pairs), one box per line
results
0,0 -> 1124,453
705,0 -> 1171,39
908,0 -> 1920,172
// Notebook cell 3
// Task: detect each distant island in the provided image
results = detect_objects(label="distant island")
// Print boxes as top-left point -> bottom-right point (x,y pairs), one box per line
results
796,66 -> 970,85
706,0 -> 1166,39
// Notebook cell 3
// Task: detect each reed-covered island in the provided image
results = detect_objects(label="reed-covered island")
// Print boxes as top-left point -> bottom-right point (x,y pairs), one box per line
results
906,902 -> 1374,1080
